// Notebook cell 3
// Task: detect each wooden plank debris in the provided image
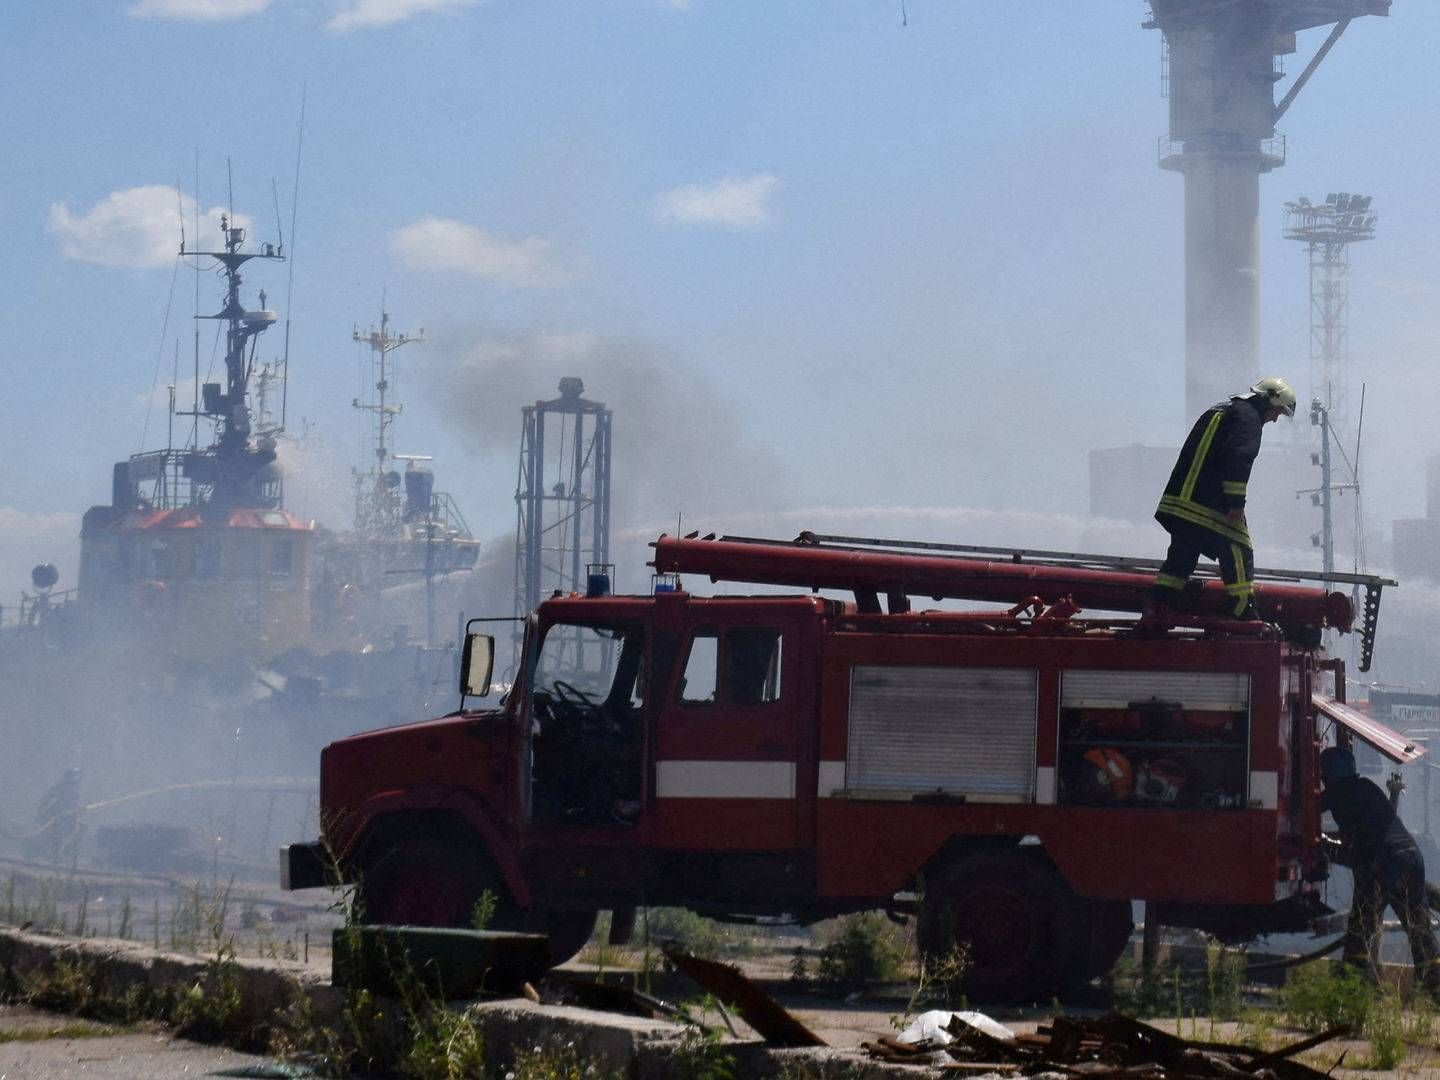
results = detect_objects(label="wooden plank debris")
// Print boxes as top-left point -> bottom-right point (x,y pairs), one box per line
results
664,947 -> 827,1047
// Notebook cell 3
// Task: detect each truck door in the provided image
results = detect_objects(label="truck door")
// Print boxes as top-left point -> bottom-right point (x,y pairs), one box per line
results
527,618 -> 648,829
651,605 -> 811,865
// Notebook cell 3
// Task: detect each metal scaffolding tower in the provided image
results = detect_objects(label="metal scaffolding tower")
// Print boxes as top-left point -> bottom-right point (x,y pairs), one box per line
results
512,378 -> 613,652
1145,1 -> 1390,420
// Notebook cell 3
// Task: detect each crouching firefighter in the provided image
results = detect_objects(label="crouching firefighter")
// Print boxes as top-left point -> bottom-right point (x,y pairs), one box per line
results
1320,745 -> 1440,997
1150,376 -> 1296,619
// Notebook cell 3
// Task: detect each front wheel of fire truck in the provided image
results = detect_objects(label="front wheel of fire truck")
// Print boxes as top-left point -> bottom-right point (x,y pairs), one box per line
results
918,850 -> 1078,1004
359,833 -> 497,929
357,828 -> 599,965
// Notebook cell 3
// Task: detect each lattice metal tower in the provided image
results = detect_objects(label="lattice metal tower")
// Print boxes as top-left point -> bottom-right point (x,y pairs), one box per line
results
513,378 -> 613,643
1283,193 -> 1376,426
1145,1 -> 1390,420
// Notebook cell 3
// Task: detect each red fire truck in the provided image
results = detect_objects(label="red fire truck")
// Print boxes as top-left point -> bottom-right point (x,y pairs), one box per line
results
283,532 -> 1417,1001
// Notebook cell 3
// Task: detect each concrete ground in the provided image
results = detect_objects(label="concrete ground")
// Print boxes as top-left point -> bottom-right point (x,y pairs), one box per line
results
0,1002 -> 285,1079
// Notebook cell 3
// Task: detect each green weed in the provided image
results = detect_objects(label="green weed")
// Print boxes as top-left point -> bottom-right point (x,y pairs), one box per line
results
815,913 -> 908,995
508,1038 -> 622,1079
395,1002 -> 485,1079
0,1022 -> 125,1043
469,889 -> 497,931
19,958 -> 101,1016
172,942 -> 246,1043
892,943 -> 970,1033
1203,937 -> 1246,1021
673,1014 -> 736,1080
645,908 -> 752,960
1281,961 -> 1374,1032
1361,986 -> 1406,1070
788,945 -> 810,988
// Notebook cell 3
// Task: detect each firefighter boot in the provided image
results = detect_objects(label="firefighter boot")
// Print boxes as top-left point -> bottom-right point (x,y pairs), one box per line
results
1142,587 -> 1179,625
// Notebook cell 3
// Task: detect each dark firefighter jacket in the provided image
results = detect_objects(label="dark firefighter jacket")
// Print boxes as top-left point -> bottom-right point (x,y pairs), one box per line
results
1155,396 -> 1265,547
1321,775 -> 1418,872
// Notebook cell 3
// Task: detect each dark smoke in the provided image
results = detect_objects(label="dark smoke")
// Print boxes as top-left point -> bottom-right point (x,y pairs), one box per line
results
422,330 -> 799,529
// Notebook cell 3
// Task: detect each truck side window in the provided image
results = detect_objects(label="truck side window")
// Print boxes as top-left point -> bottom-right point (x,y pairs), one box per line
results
725,628 -> 782,704
678,630 -> 718,704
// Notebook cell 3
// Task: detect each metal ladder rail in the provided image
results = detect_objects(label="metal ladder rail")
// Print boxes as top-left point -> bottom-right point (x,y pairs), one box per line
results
714,531 -> 1394,673
722,531 -> 1396,590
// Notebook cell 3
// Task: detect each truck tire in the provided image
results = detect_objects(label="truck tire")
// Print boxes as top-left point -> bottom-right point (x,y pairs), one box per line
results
359,833 -> 497,928
535,910 -> 598,965
918,850 -> 1077,1003
358,829 -> 597,964
1084,899 -> 1135,981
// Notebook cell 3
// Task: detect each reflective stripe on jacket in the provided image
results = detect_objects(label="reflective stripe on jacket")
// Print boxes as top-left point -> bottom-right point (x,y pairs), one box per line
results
1155,397 -> 1264,546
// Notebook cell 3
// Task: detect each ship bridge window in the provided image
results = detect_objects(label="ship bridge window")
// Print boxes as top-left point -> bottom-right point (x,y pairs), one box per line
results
270,539 -> 294,577
147,539 -> 173,579
194,537 -> 221,579
233,538 -> 262,575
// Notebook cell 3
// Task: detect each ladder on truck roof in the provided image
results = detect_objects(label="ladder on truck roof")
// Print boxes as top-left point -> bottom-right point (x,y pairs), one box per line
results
776,532 -> 1396,590
652,531 -> 1395,672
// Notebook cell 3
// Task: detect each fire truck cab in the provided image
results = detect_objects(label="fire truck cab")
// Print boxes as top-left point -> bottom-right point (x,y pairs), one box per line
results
284,533 -> 1412,1001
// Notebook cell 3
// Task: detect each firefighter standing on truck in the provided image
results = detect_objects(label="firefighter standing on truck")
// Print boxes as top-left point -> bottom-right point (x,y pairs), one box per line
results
1150,377 -> 1296,618
1319,745 -> 1440,997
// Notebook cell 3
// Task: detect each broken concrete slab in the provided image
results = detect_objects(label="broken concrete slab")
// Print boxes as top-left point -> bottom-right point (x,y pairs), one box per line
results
330,925 -> 551,998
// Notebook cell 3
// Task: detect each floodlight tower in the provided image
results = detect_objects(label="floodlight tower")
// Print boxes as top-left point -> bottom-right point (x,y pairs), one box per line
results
1286,194 -> 1375,590
1283,193 -> 1376,426
1145,1 -> 1390,421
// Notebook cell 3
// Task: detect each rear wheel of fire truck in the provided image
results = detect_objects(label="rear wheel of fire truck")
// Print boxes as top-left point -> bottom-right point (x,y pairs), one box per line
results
918,850 -> 1076,1004
1081,899 -> 1135,982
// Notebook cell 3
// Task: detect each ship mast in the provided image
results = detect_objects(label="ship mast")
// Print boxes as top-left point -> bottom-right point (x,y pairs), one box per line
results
180,214 -> 285,507
351,309 -> 424,531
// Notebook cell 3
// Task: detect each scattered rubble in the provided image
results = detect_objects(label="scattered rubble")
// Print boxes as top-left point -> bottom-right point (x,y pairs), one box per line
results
864,1012 -> 1352,1079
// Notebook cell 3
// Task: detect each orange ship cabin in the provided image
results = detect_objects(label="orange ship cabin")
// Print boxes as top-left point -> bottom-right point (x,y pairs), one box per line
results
79,505 -> 314,662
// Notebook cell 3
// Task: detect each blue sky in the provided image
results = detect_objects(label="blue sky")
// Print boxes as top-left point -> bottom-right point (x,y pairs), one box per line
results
2,1 -> 1436,601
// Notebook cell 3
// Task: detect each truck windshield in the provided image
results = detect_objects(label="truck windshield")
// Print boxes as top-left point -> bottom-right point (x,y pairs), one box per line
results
532,621 -> 645,707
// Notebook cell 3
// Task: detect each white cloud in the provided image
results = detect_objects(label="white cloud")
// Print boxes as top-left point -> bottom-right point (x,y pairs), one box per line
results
48,186 -> 248,269
128,0 -> 271,19
328,0 -> 473,30
654,174 -> 778,229
390,216 -> 573,286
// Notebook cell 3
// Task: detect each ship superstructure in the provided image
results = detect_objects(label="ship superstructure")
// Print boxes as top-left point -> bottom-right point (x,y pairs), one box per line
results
77,214 -> 314,665
313,309 -> 479,647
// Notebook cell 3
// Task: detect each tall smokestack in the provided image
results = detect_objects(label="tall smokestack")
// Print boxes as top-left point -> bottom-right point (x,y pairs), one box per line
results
1145,1 -> 1390,419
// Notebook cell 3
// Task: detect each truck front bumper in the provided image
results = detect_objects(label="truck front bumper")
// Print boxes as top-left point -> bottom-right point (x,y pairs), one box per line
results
280,841 -> 329,891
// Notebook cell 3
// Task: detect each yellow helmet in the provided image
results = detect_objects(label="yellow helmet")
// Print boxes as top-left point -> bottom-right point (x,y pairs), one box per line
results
1249,376 -> 1296,417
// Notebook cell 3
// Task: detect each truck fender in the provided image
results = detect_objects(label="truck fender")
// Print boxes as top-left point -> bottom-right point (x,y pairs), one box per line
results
353,785 -> 531,908
918,834 -> 1050,890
